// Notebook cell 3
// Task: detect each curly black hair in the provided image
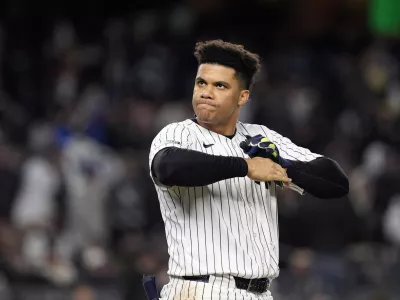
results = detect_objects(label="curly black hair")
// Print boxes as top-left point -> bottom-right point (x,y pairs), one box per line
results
194,40 -> 261,90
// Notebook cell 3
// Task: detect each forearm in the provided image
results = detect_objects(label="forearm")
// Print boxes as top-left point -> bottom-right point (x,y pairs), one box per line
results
286,157 -> 349,199
151,147 -> 248,187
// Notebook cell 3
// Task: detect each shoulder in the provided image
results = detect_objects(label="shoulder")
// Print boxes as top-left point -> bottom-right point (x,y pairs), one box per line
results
155,119 -> 194,135
237,121 -> 289,145
150,119 -> 194,150
237,121 -> 274,137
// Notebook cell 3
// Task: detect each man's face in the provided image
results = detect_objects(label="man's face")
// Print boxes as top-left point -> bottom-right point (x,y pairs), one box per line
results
192,64 -> 249,125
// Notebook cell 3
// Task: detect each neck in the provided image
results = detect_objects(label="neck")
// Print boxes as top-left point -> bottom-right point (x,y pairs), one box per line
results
196,114 -> 238,136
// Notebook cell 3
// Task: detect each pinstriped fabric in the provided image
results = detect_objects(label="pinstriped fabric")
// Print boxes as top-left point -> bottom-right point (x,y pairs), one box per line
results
150,119 -> 322,299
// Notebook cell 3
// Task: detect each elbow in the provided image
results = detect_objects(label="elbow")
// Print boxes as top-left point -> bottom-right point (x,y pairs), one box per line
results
318,163 -> 350,199
337,174 -> 350,198
329,177 -> 349,199
290,157 -> 350,199
152,150 -> 176,186
310,180 -> 349,199
153,159 -> 175,186
331,159 -> 350,198
322,157 -> 350,198
304,157 -> 350,199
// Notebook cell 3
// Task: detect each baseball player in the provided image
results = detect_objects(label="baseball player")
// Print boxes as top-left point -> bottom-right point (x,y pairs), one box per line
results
148,40 -> 349,300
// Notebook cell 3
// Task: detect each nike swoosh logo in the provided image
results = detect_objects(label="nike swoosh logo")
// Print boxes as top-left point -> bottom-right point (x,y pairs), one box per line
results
203,143 -> 214,148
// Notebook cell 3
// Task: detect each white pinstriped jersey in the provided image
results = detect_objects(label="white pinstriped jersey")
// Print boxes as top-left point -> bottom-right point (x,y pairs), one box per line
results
149,119 -> 321,280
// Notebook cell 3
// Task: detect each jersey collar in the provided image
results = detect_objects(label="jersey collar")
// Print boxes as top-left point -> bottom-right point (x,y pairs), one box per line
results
190,118 -> 237,139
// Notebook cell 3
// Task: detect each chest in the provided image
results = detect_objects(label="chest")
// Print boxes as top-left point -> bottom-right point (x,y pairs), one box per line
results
190,131 -> 247,157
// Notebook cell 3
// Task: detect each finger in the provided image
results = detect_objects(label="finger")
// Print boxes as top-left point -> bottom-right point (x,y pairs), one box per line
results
273,175 -> 292,183
271,161 -> 284,170
275,164 -> 286,174
273,165 -> 287,177
273,170 -> 287,177
283,182 -> 290,188
281,177 -> 292,183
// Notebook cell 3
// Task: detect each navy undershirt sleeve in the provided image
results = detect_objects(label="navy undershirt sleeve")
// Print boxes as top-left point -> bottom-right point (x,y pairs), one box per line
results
151,147 -> 349,199
151,147 -> 248,187
286,157 -> 349,198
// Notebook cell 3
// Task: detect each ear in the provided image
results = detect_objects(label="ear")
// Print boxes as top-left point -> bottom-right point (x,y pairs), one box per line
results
238,90 -> 250,107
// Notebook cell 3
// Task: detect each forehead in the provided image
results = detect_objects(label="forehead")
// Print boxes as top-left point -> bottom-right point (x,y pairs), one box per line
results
196,63 -> 237,82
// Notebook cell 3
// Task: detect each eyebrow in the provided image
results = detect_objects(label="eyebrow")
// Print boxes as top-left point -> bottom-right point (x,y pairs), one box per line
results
196,77 -> 231,88
195,77 -> 206,82
215,81 -> 231,88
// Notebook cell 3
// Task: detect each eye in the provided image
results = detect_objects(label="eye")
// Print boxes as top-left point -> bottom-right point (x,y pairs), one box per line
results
197,80 -> 206,86
216,83 -> 226,89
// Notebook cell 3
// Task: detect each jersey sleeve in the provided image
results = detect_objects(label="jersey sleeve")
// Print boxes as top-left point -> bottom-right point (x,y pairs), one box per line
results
149,122 -> 193,183
260,126 -> 323,162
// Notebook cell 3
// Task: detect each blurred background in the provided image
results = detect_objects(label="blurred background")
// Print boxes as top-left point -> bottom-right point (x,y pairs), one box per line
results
0,0 -> 400,299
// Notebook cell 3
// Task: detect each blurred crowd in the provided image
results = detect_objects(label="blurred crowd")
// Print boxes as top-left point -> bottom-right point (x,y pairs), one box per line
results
0,1 -> 400,299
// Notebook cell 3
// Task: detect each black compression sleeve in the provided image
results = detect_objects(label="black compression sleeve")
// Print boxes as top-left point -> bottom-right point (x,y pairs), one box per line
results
286,157 -> 349,199
151,147 -> 248,187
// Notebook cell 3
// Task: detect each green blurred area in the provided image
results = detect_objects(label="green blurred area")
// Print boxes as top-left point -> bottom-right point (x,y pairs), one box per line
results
369,0 -> 400,37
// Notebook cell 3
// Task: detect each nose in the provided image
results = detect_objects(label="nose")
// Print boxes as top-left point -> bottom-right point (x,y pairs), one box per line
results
201,92 -> 212,99
200,87 -> 213,99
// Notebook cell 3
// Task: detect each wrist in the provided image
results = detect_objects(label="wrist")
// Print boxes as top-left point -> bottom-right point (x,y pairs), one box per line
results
244,158 -> 253,176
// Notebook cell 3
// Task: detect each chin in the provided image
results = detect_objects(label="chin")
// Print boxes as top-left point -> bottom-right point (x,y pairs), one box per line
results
196,115 -> 210,123
196,112 -> 213,123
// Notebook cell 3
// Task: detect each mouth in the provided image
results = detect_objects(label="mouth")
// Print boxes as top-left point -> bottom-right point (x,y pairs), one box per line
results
197,103 -> 217,112
197,99 -> 217,108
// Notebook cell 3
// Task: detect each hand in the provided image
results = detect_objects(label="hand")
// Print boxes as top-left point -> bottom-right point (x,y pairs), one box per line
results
245,157 -> 292,183
241,135 -> 292,188
240,135 -> 291,168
